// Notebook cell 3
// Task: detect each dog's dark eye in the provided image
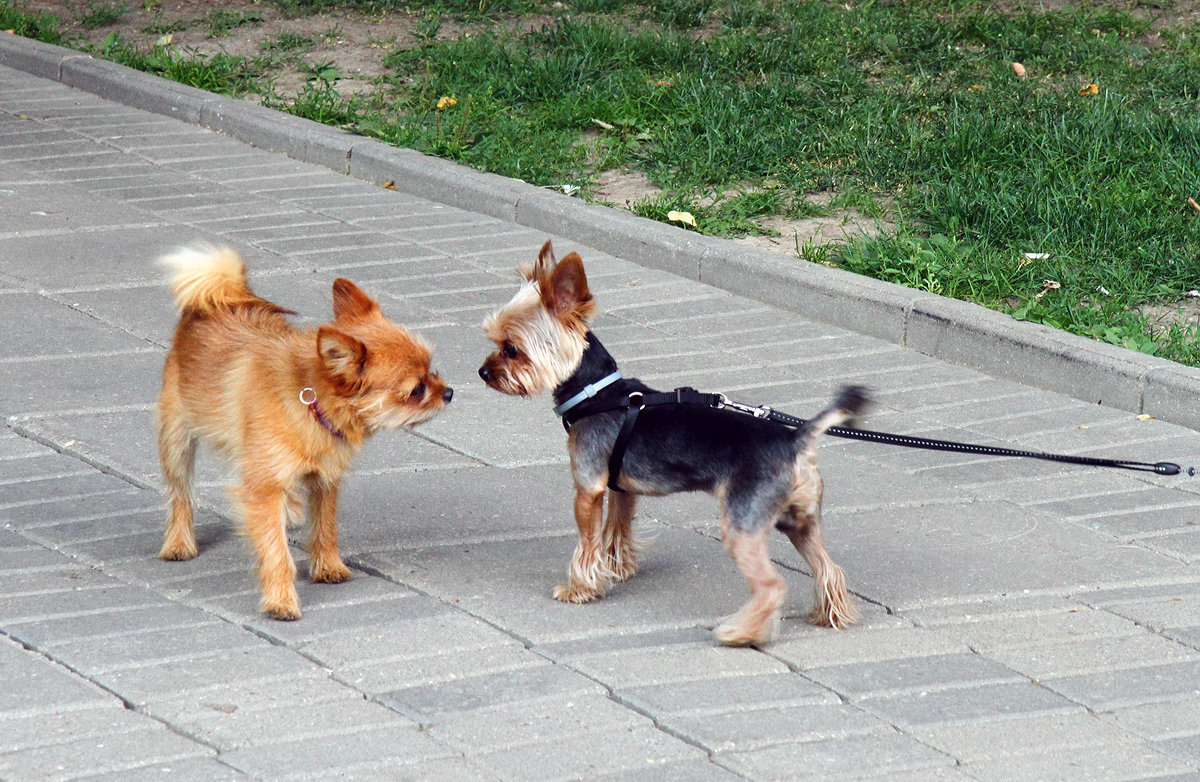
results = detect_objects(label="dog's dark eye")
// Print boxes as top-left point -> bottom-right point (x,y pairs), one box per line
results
410,382 -> 425,399
502,343 -> 519,359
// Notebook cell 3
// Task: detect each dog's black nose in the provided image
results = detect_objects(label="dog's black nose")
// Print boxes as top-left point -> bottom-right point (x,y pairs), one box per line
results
478,366 -> 490,382
443,387 -> 454,403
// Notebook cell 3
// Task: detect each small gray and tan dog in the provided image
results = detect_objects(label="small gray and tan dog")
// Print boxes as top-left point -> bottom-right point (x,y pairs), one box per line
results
479,240 -> 867,646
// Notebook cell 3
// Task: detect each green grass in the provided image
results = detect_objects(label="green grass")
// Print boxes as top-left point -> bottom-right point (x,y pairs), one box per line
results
4,0 -> 1200,364
0,1 -> 61,42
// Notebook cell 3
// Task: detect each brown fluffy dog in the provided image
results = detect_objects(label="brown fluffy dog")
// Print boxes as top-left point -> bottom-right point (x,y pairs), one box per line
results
156,246 -> 451,620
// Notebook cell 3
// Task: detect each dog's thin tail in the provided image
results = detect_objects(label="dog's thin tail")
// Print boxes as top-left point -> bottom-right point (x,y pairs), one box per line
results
160,245 -> 285,316
794,386 -> 869,450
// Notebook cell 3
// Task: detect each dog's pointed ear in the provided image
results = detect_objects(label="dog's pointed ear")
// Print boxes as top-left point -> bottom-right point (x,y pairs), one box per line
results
542,251 -> 593,323
332,278 -> 380,321
526,240 -> 556,283
317,326 -> 367,385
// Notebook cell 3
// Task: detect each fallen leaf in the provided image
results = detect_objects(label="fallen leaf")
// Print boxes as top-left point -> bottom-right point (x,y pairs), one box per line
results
1189,197 -> 1200,213
382,180 -> 396,190
62,440 -> 76,448
1012,62 -> 1027,78
1137,414 -> 1154,420
667,210 -> 697,228
591,118 -> 614,130
968,84 -> 985,91
155,33 -> 173,46
1079,83 -> 1099,95
1034,279 -> 1060,301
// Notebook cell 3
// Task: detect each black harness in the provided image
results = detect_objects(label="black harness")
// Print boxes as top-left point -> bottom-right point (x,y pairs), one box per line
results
559,384 -> 1189,492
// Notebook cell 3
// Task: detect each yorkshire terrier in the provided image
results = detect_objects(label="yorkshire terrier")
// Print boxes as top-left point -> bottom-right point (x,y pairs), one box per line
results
156,246 -> 452,620
479,241 -> 866,646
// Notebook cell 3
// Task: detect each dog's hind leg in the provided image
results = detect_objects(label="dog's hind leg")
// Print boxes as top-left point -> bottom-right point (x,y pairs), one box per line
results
778,500 -> 857,629
157,379 -> 199,561
715,510 -> 787,647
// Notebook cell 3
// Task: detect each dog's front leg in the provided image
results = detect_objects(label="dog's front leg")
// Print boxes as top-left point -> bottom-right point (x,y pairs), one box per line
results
306,475 -> 352,584
553,486 -> 611,603
603,489 -> 640,583
239,484 -> 301,620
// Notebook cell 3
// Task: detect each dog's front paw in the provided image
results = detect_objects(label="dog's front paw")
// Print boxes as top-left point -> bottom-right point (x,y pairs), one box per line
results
310,560 -> 352,584
261,591 -> 301,621
159,540 -> 198,561
553,582 -> 603,603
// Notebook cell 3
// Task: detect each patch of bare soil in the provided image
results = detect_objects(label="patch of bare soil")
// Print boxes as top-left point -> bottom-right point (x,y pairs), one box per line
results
588,169 -> 892,258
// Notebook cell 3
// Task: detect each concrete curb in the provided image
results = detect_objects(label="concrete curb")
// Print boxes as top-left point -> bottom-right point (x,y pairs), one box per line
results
5,34 -> 1198,431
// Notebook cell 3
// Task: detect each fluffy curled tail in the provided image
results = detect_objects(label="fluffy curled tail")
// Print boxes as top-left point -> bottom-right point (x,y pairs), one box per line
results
795,385 -> 870,450
159,245 -> 261,315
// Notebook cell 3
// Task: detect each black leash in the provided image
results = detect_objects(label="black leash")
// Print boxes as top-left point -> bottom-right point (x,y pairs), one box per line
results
577,387 -> 1190,491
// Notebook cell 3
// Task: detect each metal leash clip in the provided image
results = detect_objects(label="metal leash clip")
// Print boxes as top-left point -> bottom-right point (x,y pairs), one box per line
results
717,395 -> 773,419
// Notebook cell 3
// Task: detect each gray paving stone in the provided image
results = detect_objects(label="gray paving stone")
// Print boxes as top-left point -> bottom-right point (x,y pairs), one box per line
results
984,633 -> 1200,680
274,757 -> 491,782
1104,697 -> 1200,740
906,605 -> 1147,653
0,704 -> 158,754
0,724 -> 214,781
803,652 -> 1023,700
718,729 -> 954,780
962,741 -> 1191,782
767,624 -> 969,671
0,351 -> 163,415
470,725 -> 707,782
1044,660 -> 1200,711
857,681 -> 1081,730
0,635 -> 115,718
47,620 -> 263,675
166,692 -> 416,752
0,582 -> 164,624
592,760 -> 748,782
427,692 -> 650,753
92,645 -> 323,705
358,526 -> 803,646
834,500 -> 1193,611
0,544 -> 78,574
913,712 -> 1143,764
663,702 -> 888,754
140,671 -> 365,726
336,643 -> 545,696
81,757 -> 249,781
377,663 -> 605,724
616,672 -> 837,717
0,472 -> 140,510
3,601 -> 217,648
1137,529 -> 1200,564
295,607 -> 517,668
570,643 -> 789,690
218,723 -> 454,778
